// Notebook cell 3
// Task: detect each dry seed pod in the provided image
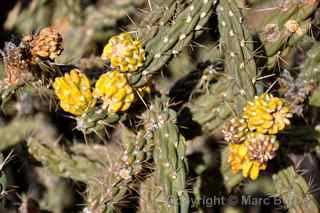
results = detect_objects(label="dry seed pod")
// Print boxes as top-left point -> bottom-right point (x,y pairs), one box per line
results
30,27 -> 63,62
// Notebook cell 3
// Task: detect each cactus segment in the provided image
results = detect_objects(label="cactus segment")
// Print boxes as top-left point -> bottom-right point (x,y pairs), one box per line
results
27,137 -> 105,182
85,129 -> 154,212
280,41 -> 320,113
0,119 -> 40,151
75,105 -> 122,134
257,1 -> 319,57
189,0 -> 257,133
142,97 -> 189,213
136,0 -> 217,77
273,166 -> 320,213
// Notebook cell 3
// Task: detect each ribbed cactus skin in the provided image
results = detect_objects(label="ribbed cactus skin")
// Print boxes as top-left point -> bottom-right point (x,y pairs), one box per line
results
273,165 -> 320,213
256,1 -> 319,57
75,105 -> 122,134
303,42 -> 320,107
129,0 -> 216,87
85,128 -> 153,213
0,119 -> 40,151
28,138 -> 105,182
140,97 -> 189,213
189,0 -> 256,133
279,41 -> 320,113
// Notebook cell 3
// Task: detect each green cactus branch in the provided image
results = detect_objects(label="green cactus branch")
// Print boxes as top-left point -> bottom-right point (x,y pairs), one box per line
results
0,118 -> 40,151
272,165 -> 320,213
218,0 -> 256,106
257,1 -> 319,57
1,0 -> 320,212
75,105 -> 123,134
279,41 -> 320,113
304,41 -> 320,107
188,0 -> 257,134
85,128 -> 154,212
142,97 -> 189,213
129,0 -> 217,87
142,0 -> 215,74
28,138 -> 105,182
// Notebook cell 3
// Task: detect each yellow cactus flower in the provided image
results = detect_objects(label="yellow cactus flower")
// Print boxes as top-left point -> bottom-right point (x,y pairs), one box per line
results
222,118 -> 248,144
93,71 -> 136,113
243,93 -> 292,134
101,32 -> 145,72
241,157 -> 267,180
53,69 -> 95,116
228,142 -> 267,180
228,143 -> 248,173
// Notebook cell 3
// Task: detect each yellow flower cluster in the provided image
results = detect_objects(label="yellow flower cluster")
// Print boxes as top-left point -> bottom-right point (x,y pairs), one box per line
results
223,93 -> 292,180
101,32 -> 145,72
53,32 -> 149,116
93,71 -> 136,113
54,70 -> 151,115
228,142 -> 267,180
243,93 -> 292,134
53,69 -> 95,116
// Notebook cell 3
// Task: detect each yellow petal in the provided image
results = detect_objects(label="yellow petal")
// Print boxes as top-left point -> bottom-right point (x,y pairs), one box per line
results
262,120 -> 273,129
121,102 -> 132,111
242,160 -> 252,178
249,162 -> 260,180
70,69 -> 81,84
110,102 -> 124,112
238,144 -> 247,157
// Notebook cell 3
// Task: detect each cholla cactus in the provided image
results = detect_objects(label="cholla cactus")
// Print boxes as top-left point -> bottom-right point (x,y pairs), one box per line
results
243,93 -> 293,134
93,71 -> 136,113
53,69 -> 95,116
101,32 -> 145,72
1,0 -> 320,212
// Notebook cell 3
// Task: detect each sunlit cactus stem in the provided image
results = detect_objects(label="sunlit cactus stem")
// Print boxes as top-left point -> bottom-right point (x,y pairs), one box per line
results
141,97 -> 189,213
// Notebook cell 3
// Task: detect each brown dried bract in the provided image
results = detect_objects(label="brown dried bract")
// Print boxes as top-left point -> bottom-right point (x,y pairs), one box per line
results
3,42 -> 29,85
